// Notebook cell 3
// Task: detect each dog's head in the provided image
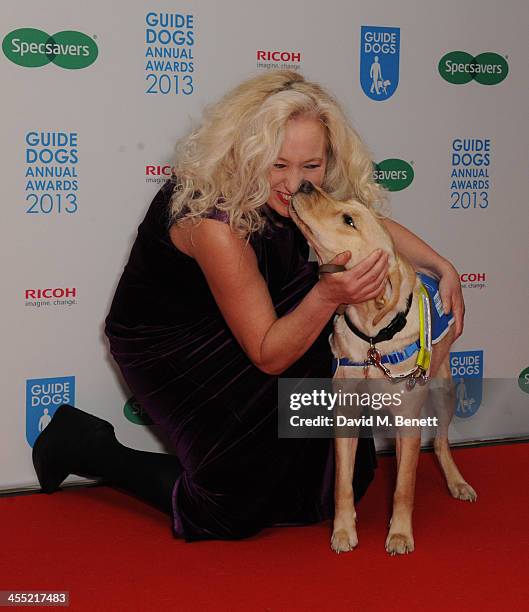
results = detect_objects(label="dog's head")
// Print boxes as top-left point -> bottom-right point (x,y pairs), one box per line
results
290,180 -> 394,267
290,180 -> 403,326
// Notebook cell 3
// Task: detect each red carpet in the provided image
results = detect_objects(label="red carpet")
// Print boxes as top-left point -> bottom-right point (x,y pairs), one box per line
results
2,443 -> 528,611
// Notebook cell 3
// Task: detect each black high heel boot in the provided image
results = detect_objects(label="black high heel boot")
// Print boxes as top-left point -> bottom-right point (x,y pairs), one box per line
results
32,403 -> 183,517
32,403 -> 116,494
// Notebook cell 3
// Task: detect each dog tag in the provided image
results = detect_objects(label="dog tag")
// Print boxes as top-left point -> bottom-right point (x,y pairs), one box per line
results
406,377 -> 417,391
367,346 -> 382,365
363,361 -> 370,379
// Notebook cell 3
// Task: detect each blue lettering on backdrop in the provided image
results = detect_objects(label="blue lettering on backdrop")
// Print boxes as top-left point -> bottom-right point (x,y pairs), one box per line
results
450,351 -> 484,418
24,131 -> 79,215
450,138 -> 491,210
144,12 -> 195,95
360,26 -> 400,101
26,376 -> 76,446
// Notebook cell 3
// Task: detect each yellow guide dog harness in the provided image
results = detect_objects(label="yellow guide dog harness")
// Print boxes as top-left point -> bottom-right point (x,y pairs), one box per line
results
320,264 -> 432,390
361,283 -> 431,389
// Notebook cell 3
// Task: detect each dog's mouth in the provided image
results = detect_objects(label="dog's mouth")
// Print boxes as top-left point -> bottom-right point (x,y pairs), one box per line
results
290,198 -> 313,238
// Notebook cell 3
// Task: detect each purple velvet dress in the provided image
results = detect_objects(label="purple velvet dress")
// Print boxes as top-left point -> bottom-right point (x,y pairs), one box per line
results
105,179 -> 376,541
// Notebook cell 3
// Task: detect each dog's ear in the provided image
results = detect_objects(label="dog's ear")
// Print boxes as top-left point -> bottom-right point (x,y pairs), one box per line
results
372,264 -> 401,327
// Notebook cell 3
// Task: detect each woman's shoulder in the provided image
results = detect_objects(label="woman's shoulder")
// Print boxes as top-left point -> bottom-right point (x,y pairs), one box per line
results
170,210 -> 247,260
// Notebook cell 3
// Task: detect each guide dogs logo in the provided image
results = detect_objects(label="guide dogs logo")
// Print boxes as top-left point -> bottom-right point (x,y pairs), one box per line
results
360,26 -> 400,101
438,52 -> 508,85
3,28 -> 98,69
26,376 -> 75,446
450,351 -> 483,418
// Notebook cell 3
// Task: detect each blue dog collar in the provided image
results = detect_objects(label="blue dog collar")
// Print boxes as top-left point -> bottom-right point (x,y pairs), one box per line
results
331,339 -> 421,376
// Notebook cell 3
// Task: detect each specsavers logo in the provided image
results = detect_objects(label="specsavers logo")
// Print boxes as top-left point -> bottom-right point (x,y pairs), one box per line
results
438,51 -> 508,85
124,397 -> 153,426
373,159 -> 414,191
518,367 -> 529,395
3,28 -> 98,69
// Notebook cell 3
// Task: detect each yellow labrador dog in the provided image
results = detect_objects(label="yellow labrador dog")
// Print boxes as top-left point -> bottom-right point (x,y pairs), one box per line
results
290,181 -> 476,555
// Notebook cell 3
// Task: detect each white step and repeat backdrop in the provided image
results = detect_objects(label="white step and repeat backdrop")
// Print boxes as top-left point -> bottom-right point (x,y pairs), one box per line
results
2,0 -> 528,491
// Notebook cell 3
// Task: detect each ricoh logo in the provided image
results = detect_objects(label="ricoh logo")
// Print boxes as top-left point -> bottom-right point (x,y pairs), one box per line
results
460,273 -> 487,290
439,52 -> 508,85
450,350 -> 483,418
450,138 -> 491,211
256,50 -> 301,71
145,12 -> 195,96
26,376 -> 75,446
24,131 -> 79,215
373,159 -> 414,191
25,287 -> 77,308
145,164 -> 173,184
360,26 -> 400,101
2,28 -> 98,69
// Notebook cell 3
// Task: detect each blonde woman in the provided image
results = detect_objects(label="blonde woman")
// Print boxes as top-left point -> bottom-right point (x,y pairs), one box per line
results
32,71 -> 464,541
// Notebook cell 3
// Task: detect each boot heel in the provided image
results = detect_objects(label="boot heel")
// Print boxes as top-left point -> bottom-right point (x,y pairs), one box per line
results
32,404 -> 115,494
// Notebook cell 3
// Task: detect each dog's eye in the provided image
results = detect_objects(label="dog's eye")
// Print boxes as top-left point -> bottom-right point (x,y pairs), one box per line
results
343,214 -> 356,229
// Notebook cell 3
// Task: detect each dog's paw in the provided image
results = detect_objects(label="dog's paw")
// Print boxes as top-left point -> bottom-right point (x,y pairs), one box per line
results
449,481 -> 478,502
385,533 -> 414,556
330,528 -> 358,554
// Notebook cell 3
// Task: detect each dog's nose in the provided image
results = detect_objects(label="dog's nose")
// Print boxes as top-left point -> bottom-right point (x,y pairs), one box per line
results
298,180 -> 314,195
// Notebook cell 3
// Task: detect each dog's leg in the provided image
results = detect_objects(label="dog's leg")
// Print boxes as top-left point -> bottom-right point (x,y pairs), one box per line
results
386,432 -> 421,555
386,385 -> 427,555
331,436 -> 359,553
430,358 -> 477,502
330,371 -> 360,553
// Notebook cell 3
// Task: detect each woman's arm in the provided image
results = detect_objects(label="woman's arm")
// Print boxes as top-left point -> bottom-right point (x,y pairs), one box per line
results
382,218 -> 465,338
173,219 -> 388,375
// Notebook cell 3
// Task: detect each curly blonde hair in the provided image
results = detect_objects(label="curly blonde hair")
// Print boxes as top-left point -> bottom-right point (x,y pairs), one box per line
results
170,70 -> 385,236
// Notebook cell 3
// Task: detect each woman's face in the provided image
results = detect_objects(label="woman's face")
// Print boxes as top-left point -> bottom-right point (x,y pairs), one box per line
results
267,115 -> 327,217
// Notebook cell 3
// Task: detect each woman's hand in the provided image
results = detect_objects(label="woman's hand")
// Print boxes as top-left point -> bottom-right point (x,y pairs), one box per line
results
314,249 -> 389,307
438,262 -> 465,339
